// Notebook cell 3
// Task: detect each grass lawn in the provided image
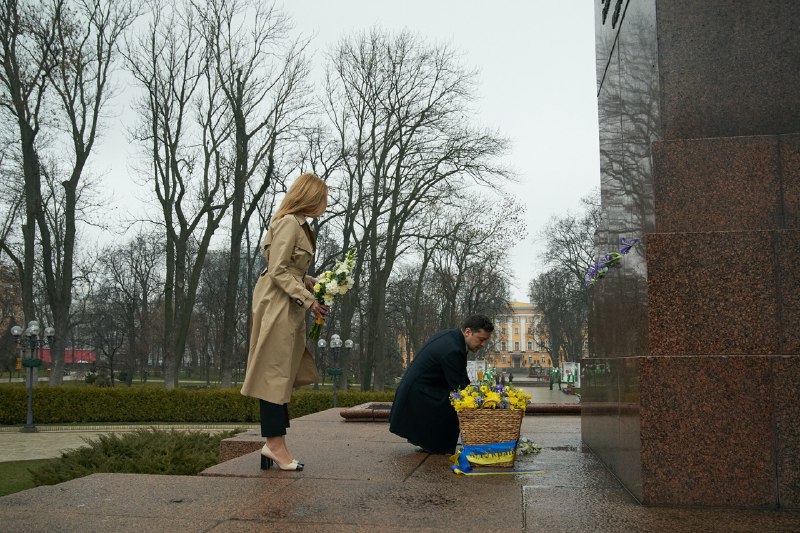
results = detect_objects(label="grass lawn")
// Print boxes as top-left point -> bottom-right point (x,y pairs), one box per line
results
0,459 -> 58,497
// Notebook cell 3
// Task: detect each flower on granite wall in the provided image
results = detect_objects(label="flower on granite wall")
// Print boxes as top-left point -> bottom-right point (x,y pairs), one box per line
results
583,237 -> 639,287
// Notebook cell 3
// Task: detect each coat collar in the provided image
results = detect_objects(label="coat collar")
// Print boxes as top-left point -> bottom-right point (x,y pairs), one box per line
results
454,328 -> 468,355
292,214 -> 317,250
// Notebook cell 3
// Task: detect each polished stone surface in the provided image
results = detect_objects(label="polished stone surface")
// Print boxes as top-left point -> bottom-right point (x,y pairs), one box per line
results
647,231 -> 780,355
3,412 -> 800,532
591,0 -> 800,510
656,1 -> 800,140
640,356 -> 776,507
774,355 -> 800,509
783,135 -> 800,229
653,137 -> 784,233
778,231 -> 800,355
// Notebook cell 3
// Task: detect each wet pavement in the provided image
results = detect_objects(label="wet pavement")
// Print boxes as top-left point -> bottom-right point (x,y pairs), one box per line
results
0,386 -> 573,462
517,384 -> 580,404
1,410 -> 798,532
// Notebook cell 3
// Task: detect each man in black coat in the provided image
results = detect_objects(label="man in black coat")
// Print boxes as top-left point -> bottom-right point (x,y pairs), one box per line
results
389,314 -> 494,455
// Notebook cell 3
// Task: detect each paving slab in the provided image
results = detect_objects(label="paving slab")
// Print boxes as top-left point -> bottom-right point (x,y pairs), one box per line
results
523,485 -> 800,533
2,411 -> 799,532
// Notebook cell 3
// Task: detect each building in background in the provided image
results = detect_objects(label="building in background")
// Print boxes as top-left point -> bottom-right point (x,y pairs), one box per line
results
490,302 -> 553,377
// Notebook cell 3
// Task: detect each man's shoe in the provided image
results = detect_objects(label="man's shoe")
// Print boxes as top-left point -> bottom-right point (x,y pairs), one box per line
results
415,447 -> 448,455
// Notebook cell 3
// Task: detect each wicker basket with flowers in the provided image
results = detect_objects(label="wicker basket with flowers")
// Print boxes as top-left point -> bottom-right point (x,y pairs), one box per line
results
450,369 -> 532,469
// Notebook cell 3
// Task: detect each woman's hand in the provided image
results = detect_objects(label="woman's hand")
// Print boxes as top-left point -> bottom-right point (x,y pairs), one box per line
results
310,300 -> 329,320
305,276 -> 318,291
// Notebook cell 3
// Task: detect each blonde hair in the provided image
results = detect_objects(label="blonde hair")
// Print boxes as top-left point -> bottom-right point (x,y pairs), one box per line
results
272,173 -> 328,222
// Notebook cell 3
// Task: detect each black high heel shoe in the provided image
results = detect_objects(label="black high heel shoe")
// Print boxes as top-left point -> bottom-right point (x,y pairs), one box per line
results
260,445 -> 304,471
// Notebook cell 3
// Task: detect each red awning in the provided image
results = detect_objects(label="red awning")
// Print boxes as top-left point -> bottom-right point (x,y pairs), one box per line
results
37,348 -> 96,364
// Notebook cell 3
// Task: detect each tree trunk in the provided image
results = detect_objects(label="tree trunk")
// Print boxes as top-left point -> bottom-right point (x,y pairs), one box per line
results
126,308 -> 136,386
220,196 -> 243,388
20,132 -> 40,327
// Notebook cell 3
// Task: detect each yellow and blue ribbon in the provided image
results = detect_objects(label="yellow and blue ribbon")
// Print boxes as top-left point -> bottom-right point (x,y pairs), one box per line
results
450,439 -> 545,476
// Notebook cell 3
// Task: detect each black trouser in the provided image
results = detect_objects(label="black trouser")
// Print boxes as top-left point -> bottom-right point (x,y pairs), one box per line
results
259,400 -> 290,437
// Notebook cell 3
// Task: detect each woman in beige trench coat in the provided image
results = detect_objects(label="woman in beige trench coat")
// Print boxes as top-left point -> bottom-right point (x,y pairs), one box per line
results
241,173 -> 329,471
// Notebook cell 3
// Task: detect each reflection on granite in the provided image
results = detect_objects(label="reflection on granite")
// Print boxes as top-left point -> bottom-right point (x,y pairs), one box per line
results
647,232 -> 780,355
580,358 -> 619,487
587,0 -> 657,507
591,0 -> 800,510
774,356 -> 800,508
616,357 -> 641,499
581,357 -> 643,502
657,2 -> 800,139
640,356 -> 776,507
653,137 -> 782,233
594,0 -> 619,94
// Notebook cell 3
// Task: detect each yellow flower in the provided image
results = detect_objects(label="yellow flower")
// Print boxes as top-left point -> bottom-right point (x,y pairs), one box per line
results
482,391 -> 502,409
451,382 -> 533,412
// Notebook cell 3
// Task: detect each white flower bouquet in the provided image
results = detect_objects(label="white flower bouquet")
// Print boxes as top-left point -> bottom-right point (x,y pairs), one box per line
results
308,247 -> 356,340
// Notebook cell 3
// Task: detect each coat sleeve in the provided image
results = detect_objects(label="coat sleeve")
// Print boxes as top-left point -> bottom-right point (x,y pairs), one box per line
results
267,217 -> 315,310
439,335 -> 470,391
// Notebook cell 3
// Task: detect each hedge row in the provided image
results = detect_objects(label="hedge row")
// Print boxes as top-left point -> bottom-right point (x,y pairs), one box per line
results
0,387 -> 395,425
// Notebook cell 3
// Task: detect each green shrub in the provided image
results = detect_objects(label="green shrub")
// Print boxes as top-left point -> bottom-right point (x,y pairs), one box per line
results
30,428 -> 238,486
0,386 -> 395,425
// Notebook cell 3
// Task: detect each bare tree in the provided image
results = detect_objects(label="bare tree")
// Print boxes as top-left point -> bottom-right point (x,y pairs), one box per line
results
124,0 -> 233,388
199,0 -> 311,387
430,197 -> 522,328
95,231 -> 163,384
323,28 -> 510,390
86,285 -> 126,386
385,197 -> 517,378
0,263 -> 22,380
0,0 -> 136,384
0,0 -> 63,330
528,190 -> 601,364
538,190 -> 601,284
528,267 -> 583,363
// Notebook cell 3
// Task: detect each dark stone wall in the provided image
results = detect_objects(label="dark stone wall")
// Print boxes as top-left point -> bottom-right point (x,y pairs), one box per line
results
587,0 -> 800,508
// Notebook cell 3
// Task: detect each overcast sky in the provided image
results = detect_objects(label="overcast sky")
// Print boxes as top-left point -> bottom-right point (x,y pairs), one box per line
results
283,1 -> 602,301
94,0 -> 600,303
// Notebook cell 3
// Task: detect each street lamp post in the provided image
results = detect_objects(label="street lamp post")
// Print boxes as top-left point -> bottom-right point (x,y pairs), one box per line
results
343,339 -> 353,394
317,338 -> 327,386
11,321 -> 55,433
329,334 -> 342,407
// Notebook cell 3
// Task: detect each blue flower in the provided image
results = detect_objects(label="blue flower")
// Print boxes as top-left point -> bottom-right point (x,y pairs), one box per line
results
619,237 -> 639,255
584,237 -> 639,287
